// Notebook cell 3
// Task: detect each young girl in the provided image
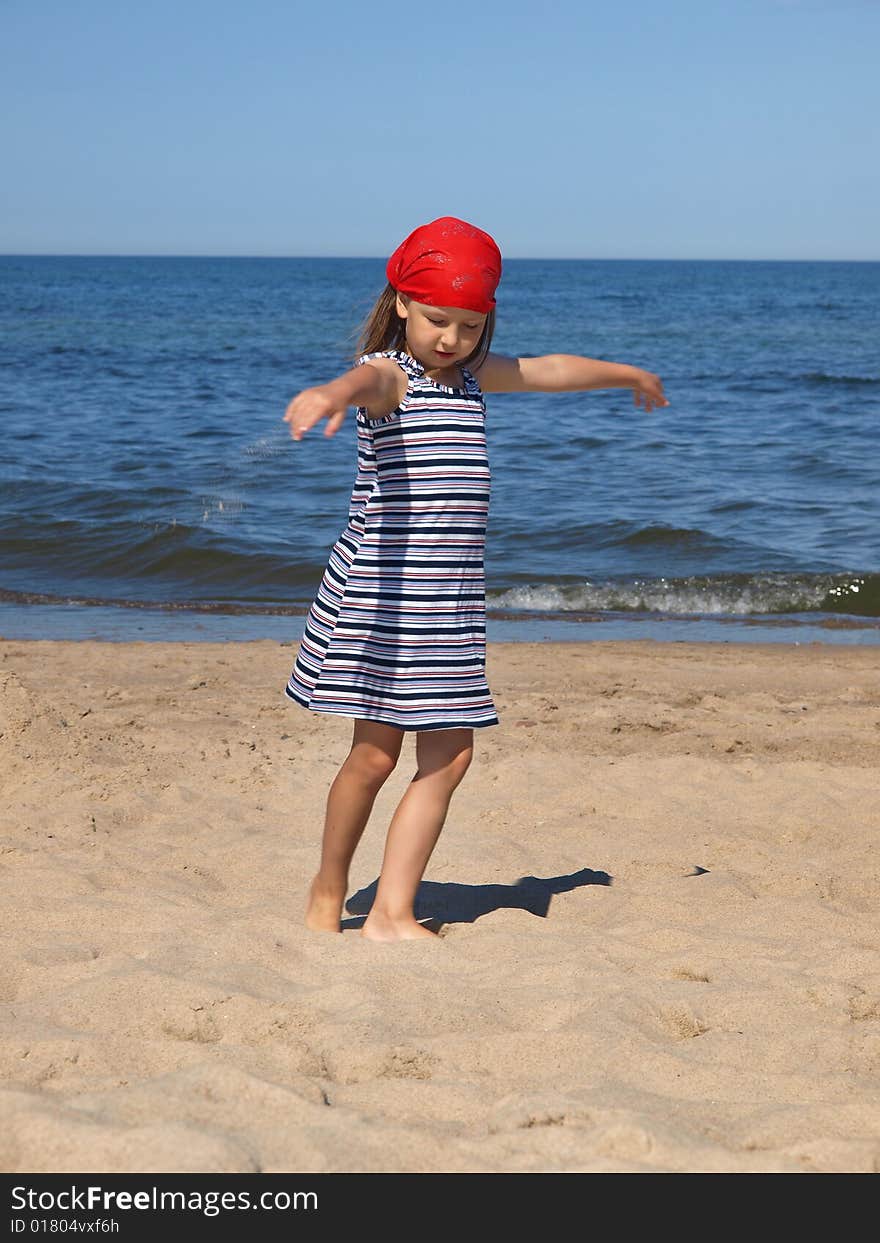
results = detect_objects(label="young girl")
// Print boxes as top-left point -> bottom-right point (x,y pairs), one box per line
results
283,216 -> 667,942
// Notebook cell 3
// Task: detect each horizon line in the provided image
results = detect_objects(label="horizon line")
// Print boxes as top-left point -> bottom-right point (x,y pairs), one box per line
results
2,252 -> 879,264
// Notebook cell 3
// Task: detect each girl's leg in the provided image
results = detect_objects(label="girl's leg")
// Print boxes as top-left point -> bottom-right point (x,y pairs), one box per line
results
361,727 -> 473,942
306,719 -> 404,933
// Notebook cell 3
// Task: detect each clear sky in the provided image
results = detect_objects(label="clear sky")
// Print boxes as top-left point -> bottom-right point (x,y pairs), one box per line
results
2,0 -> 878,259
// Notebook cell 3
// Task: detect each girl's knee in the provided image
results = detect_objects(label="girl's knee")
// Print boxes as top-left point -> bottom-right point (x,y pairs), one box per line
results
447,746 -> 473,785
348,744 -> 399,788
416,737 -> 473,787
346,721 -> 403,787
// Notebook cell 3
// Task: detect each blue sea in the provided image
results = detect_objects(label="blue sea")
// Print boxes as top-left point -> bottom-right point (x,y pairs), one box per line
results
1,255 -> 878,644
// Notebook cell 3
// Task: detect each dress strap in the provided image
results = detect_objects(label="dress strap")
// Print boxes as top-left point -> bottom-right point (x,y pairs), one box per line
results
460,365 -> 481,396
355,349 -> 423,381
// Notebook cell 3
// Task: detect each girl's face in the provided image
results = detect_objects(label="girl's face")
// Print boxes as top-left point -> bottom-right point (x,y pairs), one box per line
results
397,296 -> 487,368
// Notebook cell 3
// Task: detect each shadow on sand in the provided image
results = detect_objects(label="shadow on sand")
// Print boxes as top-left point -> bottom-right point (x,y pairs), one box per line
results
342,866 -> 612,932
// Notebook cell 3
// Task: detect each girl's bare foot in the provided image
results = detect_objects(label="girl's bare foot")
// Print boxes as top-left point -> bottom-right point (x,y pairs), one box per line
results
305,876 -> 346,933
360,913 -> 438,942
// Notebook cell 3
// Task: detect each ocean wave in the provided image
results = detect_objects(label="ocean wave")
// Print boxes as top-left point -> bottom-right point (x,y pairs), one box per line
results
671,369 -> 879,387
801,372 -> 879,386
487,573 -> 879,618
0,586 -> 308,615
2,573 -> 876,622
613,524 -> 730,552
0,513 -> 323,597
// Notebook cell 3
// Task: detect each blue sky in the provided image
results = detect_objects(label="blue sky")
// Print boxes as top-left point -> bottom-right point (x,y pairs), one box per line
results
2,0 -> 878,259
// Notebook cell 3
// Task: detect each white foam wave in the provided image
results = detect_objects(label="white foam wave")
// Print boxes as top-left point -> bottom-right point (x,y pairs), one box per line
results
487,575 -> 860,616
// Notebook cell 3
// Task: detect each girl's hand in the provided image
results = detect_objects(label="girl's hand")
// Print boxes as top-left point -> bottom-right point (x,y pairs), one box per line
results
283,386 -> 349,441
630,369 -> 669,413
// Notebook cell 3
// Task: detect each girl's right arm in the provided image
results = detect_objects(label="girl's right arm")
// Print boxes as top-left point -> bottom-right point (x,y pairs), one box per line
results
283,359 -> 403,441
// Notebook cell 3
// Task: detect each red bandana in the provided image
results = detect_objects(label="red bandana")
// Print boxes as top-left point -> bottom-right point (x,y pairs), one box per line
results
385,216 -> 502,314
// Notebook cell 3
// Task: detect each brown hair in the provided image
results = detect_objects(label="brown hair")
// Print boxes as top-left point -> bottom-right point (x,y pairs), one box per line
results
352,283 -> 496,371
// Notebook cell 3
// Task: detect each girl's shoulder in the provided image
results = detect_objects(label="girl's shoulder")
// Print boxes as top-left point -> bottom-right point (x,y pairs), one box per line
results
468,351 -> 531,394
354,351 -> 413,420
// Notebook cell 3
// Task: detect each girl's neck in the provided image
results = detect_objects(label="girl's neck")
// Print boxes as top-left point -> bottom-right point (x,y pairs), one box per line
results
404,340 -> 464,388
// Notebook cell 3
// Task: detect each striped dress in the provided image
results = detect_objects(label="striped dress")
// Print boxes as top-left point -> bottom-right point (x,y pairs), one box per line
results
285,348 -> 498,731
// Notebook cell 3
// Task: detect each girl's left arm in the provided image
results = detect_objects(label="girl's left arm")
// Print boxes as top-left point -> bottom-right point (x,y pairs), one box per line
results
473,352 -> 669,411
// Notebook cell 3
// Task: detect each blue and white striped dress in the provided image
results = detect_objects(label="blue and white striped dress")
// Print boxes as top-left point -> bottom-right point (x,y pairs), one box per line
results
285,348 -> 498,731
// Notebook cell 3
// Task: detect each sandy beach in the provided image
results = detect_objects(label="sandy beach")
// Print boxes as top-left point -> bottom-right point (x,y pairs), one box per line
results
1,636 -> 879,1173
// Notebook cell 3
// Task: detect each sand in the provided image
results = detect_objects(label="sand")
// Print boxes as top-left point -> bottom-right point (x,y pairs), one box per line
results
1,636 -> 879,1174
